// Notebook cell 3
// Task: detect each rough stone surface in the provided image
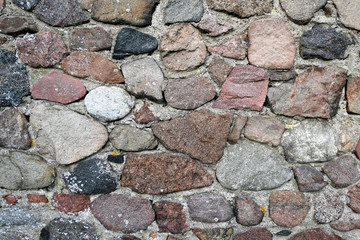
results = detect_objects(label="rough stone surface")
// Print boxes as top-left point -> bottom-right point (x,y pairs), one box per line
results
84,86 -> 134,121
12,0 -> 40,11
2,194 -> 20,205
207,56 -> 233,87
216,139 -> 292,190
113,28 -> 157,59
0,0 -> 4,13
63,158 -> 117,194
244,116 -> 285,146
347,183 -> 360,213
0,15 -> 38,35
289,228 -> 344,240
248,19 -> 296,69
152,109 -> 233,164
153,201 -> 188,234
269,192 -> 310,227
188,193 -> 234,223
27,194 -> 48,203
336,118 -> 360,152
34,0 -> 89,27
198,15 -> 233,36
0,230 -> 28,240
268,68 -> 347,119
346,77 -> 360,114
160,24 -> 206,71
164,0 -> 203,24
333,0 -> 360,31
280,0 -> 327,24
70,27 -> 112,52
30,104 -> 108,165
0,207 -> 37,227
122,57 -> 164,101
16,32 -> 68,68
62,52 -> 124,83
0,151 -> 55,190
165,77 -> 216,110
228,116 -> 247,144
134,102 -> 159,124
31,71 -> 86,104
301,25 -> 353,60
235,195 -> 264,226
213,65 -> 269,111
91,194 -> 155,233
92,0 -> 158,27
0,108 -> 30,150
331,221 -> 360,232
233,228 -> 273,240
51,192 -> 91,215
208,36 -> 246,60
109,125 -> 158,151
0,49 -> 29,107
121,153 -> 213,194
314,189 -> 344,223
267,69 -> 296,81
79,0 -> 94,11
293,166 -> 328,192
192,228 -> 233,240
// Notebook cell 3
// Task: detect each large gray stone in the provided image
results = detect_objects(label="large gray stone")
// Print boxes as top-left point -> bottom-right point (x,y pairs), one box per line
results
280,0 -> 327,24
314,189 -> 344,223
0,207 -> 37,226
333,0 -> 360,31
216,139 -> 292,190
164,0 -> 204,24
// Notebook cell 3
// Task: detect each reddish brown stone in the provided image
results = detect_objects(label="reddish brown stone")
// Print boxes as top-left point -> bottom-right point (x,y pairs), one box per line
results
207,57 -> 233,87
2,194 -> 20,205
228,116 -> 247,144
347,77 -> 360,114
213,65 -> 269,111
121,153 -> 213,194
152,109 -> 233,164
16,32 -> 68,68
0,16 -> 38,35
0,37 -> 5,45
154,201 -> 188,234
331,221 -> 360,232
70,27 -> 112,52
31,71 -> 86,104
293,166 -> 327,192
337,119 -> 359,152
27,194 -> 48,203
347,183 -> 360,213
208,36 -> 246,60
198,15 -> 233,36
167,236 -> 181,240
192,228 -> 233,240
51,192 -> 90,215
134,102 -> 159,124
235,195 -> 264,226
233,228 -> 272,240
289,228 -> 344,240
355,140 -> 360,159
62,52 -> 124,84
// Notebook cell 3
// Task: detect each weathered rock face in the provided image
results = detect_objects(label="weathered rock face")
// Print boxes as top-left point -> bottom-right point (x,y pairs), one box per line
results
314,189 -> 344,223
289,228 -> 344,240
0,207 -> 38,227
153,201 -> 188,234
134,102 -> 159,124
207,56 -> 233,87
348,183 -> 360,213
164,0 -> 203,24
208,36 -> 246,60
280,0 -> 327,24
235,195 -> 264,226
152,109 -> 233,164
293,166 -> 328,192
160,24 -> 207,71
0,16 -> 38,35
346,77 -> 360,114
233,228 -> 273,240
216,139 -> 292,190
198,15 -> 233,36
268,66 -> 347,118
0,231 -> 28,240
331,221 -> 360,232
333,0 -> 360,31
92,0 -> 159,26
70,27 -> 112,52
78,0 -> 94,11
27,194 -> 48,203
267,69 -> 296,81
192,228 -> 233,240
12,0 -> 40,11
336,118 -> 360,152
121,153 -> 213,194
228,116 -> 247,144
51,192 -> 91,215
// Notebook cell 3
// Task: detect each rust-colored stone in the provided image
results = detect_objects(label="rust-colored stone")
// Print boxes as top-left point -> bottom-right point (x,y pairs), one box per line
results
154,201 -> 188,234
51,192 -> 90,215
2,194 -> 21,205
347,77 -> 360,114
27,194 -> 48,203
134,102 -> 159,124
289,228 -> 344,240
347,182 -> 360,213
70,27 -> 112,51
233,228 -> 272,240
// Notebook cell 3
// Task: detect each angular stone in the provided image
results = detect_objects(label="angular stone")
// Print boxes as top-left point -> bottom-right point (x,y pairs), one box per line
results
2,194 -> 20,205
0,50 -> 29,107
333,0 -> 360,31
51,192 -> 90,215
217,139 -> 292,190
134,102 -> 159,124
91,194 -> 155,233
31,71 -> 86,104
160,24 -> 206,71
34,0 -> 89,27
206,0 -> 273,18
12,0 -> 40,11
84,86 -> 134,121
248,19 -> 296,69
121,153 -> 213,194
244,116 -> 285,147
152,109 -> 233,164
0,151 -> 55,189
92,0 -> 158,27
213,65 -> 269,111
267,69 -> 296,81
207,56 -> 233,87
70,27 -> 112,52
228,116 -> 247,144
335,118 -> 359,152
0,108 -> 30,150
314,189 -> 344,223
0,207 -> 37,227
188,193 -> 233,223
192,228 -> 233,240
62,52 -> 124,84
154,201 -> 188,234
165,0 -> 203,24
16,32 -> 68,68
235,195 -> 264,226
30,104 -> 108,164
347,183 -> 360,213
122,57 -> 164,102
293,166 -> 328,192
233,228 -> 272,240
27,194 -> 48,203
280,0 -> 327,24
165,77 -> 216,110
110,125 -> 157,151
208,36 -> 246,60
0,16 -> 38,35
289,228 -> 344,240
63,158 -> 117,194
198,15 -> 233,36
268,66 -> 347,118
347,77 -> 360,114
40,218 -> 98,240
331,221 -> 360,232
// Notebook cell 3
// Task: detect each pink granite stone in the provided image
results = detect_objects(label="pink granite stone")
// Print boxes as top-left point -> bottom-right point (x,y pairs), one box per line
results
208,36 -> 246,60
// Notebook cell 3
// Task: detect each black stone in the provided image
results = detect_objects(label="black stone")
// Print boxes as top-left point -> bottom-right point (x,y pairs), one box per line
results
107,154 -> 124,164
276,230 -> 292,236
112,28 -> 158,59
0,49 -> 30,107
300,24 -> 353,60
119,236 -> 141,240
63,158 -> 117,194
40,218 -> 98,240
12,0 -> 40,11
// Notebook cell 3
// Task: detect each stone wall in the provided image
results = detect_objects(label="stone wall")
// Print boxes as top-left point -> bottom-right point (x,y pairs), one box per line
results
1,0 -> 360,239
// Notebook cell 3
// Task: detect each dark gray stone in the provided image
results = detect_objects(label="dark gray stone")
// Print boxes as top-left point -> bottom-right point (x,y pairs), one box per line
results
12,0 -> 40,11
0,49 -> 29,107
293,165 -> 328,192
0,207 -> 38,226
276,230 -> 292,236
0,16 -> 38,35
63,158 -> 117,194
164,0 -> 204,24
113,28 -> 158,59
301,25 -> 353,60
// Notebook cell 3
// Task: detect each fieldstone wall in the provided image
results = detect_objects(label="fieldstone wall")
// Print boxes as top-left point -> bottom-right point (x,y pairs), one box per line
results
1,0 -> 360,239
